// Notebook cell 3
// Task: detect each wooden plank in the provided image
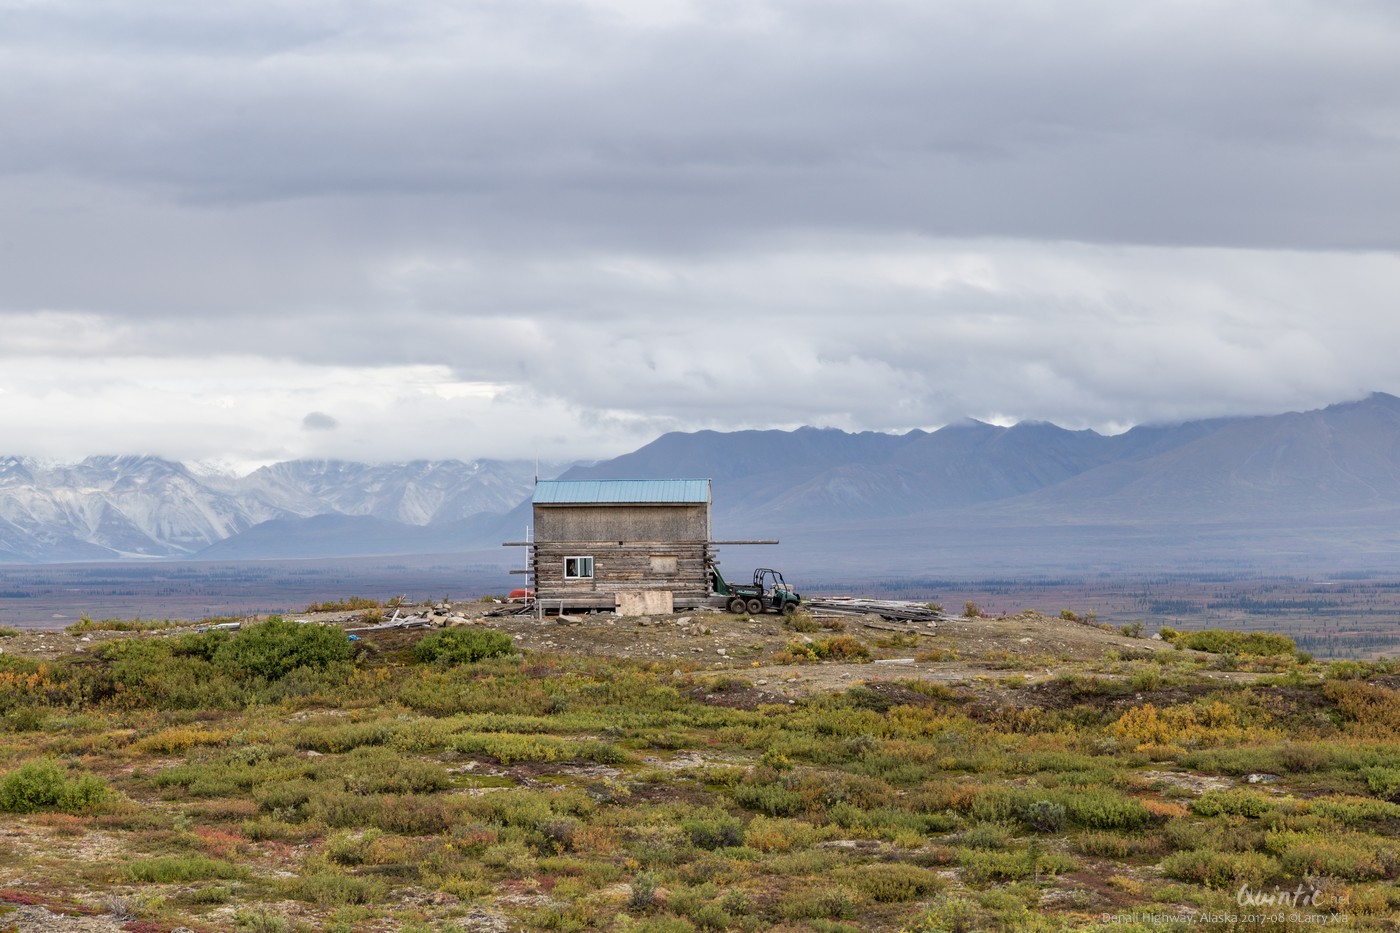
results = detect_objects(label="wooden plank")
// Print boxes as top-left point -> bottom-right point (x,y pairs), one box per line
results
705,537 -> 784,546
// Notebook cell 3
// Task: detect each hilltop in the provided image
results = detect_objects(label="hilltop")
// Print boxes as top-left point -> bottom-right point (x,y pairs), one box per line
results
1,600 -> 1396,931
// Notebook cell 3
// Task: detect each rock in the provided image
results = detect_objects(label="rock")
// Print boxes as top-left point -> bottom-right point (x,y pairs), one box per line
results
634,616 -> 653,626
716,648 -> 727,656
676,616 -> 692,625
1246,773 -> 1280,784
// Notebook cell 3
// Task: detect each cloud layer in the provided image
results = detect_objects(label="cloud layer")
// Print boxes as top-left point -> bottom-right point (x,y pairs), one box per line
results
2,0 -> 1398,463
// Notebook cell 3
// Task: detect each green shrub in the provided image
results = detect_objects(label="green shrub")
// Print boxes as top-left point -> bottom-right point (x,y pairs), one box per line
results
959,847 -> 1070,884
732,781 -> 804,817
1363,765 -> 1400,801
233,908 -> 291,933
1060,787 -> 1152,830
128,855 -> 249,883
1018,799 -> 1067,833
1192,788 -> 1275,818
903,895 -> 981,933
845,862 -> 943,902
67,615 -> 178,633
413,628 -> 516,665
1160,849 -> 1278,888
1309,796 -> 1400,826
961,822 -> 1014,850
0,758 -> 111,814
305,596 -> 379,612
628,872 -> 658,911
1168,629 -> 1296,657
184,885 -> 233,905
214,617 -> 353,680
325,828 -> 383,866
284,869 -> 386,906
777,884 -> 860,920
1070,831 -> 1166,858
1263,830 -> 1398,881
313,748 -> 452,794
682,809 -> 745,850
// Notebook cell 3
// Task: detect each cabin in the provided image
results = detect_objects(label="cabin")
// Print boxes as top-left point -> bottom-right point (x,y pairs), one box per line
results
516,479 -> 713,613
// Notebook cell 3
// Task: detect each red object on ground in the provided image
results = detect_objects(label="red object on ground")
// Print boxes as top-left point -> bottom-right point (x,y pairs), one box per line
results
508,589 -> 534,601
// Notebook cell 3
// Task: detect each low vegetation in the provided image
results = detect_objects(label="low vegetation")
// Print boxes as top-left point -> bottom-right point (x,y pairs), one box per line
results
0,618 -> 1395,931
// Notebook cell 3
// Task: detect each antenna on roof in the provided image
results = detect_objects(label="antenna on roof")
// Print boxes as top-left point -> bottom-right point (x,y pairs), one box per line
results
534,456 -> 539,485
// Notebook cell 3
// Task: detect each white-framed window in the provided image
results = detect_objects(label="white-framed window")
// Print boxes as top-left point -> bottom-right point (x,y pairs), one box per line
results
564,556 -> 594,580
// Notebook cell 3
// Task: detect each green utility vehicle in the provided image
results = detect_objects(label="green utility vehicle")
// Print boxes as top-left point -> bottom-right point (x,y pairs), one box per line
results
709,566 -> 802,616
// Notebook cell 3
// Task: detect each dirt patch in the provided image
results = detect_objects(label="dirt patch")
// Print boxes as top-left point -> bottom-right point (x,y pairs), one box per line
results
0,905 -> 128,933
1139,770 -> 1235,794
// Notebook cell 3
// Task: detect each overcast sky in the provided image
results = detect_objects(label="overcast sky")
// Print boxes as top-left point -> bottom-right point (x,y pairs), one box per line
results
3,0 -> 1398,469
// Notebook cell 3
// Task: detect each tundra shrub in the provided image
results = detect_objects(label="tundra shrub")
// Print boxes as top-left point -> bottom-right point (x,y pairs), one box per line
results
214,617 -> 353,680
128,856 -> 249,883
1169,629 -> 1296,657
413,628 -> 515,665
1161,849 -> 1278,888
1363,766 -> 1400,801
682,809 -> 745,850
0,758 -> 111,814
846,862 -> 943,902
1019,799 -> 1068,833
1192,788 -> 1275,818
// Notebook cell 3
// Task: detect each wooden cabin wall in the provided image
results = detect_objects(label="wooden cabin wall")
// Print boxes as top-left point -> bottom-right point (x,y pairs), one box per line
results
534,504 -> 709,545
533,541 -> 710,601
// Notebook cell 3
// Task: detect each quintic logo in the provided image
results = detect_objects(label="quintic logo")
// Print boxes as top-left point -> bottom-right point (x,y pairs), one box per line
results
1237,883 -> 1349,912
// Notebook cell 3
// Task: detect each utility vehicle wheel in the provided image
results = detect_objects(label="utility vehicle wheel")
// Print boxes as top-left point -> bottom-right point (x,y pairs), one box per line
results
728,597 -> 747,614
781,602 -> 798,616
745,598 -> 764,615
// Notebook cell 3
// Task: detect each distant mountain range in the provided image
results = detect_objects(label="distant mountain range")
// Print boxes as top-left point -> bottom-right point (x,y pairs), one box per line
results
0,457 -> 560,562
6,394 -> 1400,572
542,392 -> 1400,574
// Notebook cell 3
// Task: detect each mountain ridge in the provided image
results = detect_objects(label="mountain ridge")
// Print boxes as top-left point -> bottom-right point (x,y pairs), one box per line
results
0,457 -> 562,562
5,393 -> 1400,569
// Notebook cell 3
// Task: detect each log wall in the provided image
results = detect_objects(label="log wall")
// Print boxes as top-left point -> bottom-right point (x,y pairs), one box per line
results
533,540 -> 711,603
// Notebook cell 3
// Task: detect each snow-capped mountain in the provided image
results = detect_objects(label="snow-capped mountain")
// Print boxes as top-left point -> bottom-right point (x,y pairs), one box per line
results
0,456 -> 557,562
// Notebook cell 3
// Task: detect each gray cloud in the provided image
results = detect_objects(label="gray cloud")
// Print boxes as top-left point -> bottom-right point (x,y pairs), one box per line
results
0,1 -> 1398,460
302,411 -> 339,431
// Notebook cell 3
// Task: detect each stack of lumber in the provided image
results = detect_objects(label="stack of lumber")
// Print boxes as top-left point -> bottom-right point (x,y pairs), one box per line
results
804,597 -> 945,623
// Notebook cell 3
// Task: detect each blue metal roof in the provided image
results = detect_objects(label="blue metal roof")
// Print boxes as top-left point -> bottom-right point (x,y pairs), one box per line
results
533,479 -> 711,505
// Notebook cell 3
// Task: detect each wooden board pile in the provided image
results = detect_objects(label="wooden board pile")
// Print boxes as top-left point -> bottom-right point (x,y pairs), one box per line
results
804,597 -> 945,623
